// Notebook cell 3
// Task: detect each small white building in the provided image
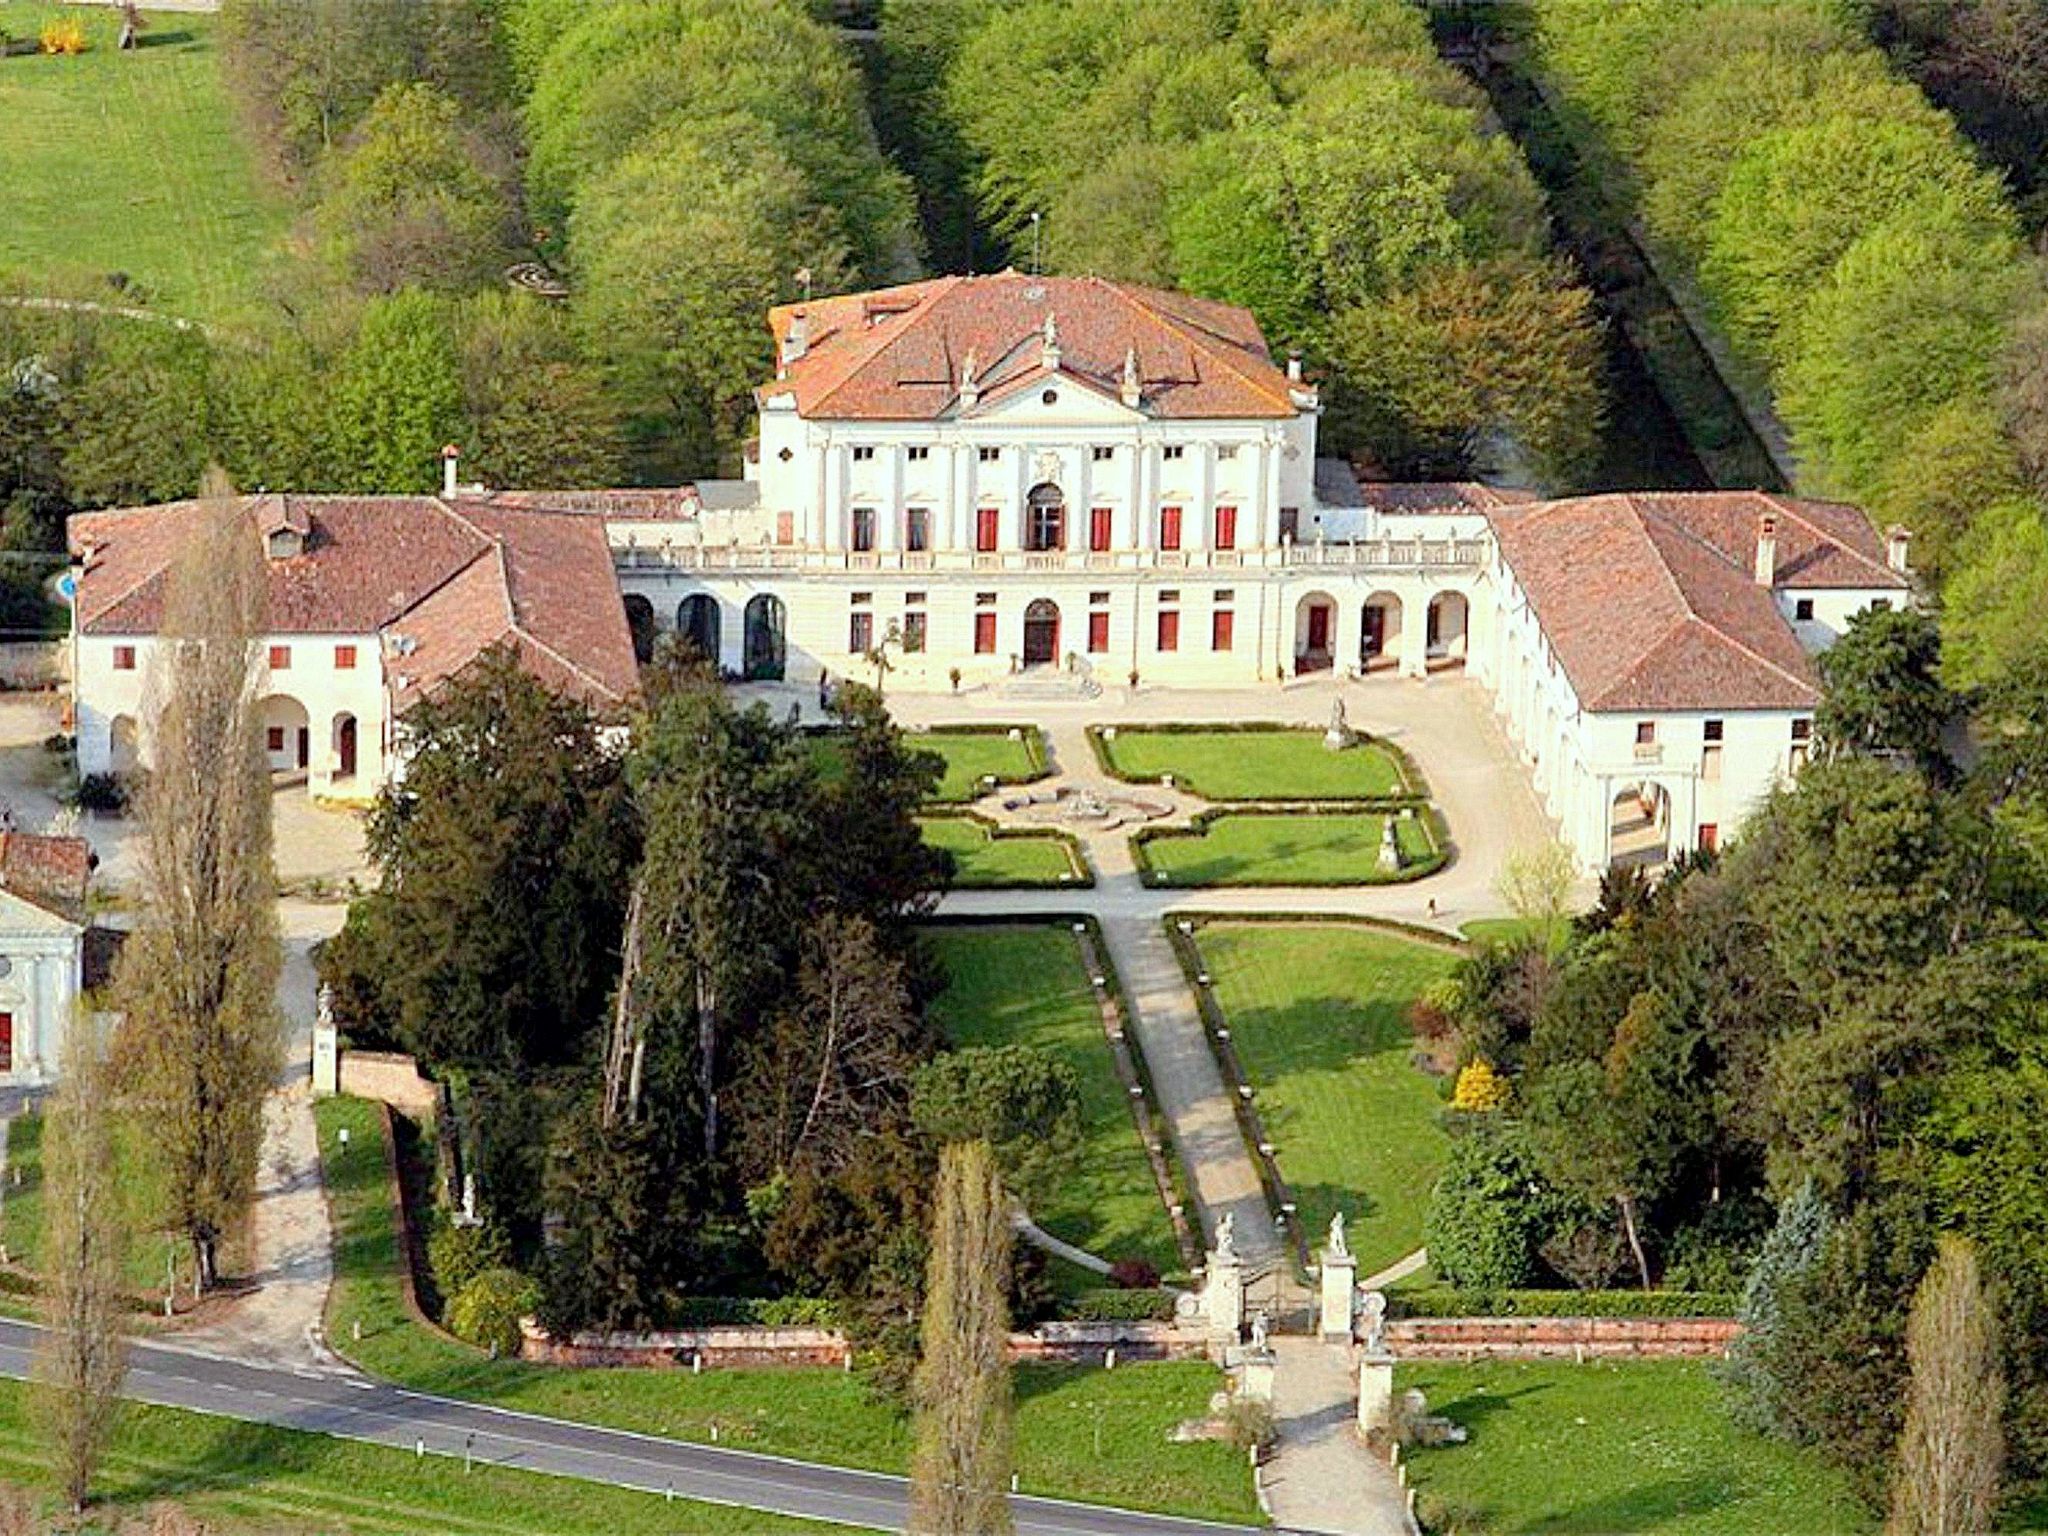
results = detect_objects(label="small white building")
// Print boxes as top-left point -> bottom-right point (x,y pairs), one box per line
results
0,831 -> 102,1086
67,494 -> 640,798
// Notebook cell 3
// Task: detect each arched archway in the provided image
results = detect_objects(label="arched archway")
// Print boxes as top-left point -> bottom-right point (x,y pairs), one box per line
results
258,694 -> 311,776
332,713 -> 358,779
1025,483 -> 1066,553
1022,598 -> 1060,667
744,594 -> 787,681
109,715 -> 139,775
1426,592 -> 1468,668
623,595 -> 656,665
1294,591 -> 1337,674
1611,782 -> 1671,871
677,594 -> 721,664
1362,591 -> 1403,673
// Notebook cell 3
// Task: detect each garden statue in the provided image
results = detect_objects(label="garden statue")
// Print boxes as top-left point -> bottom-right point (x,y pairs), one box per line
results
1249,1309 -> 1270,1352
1324,697 -> 1355,751
1378,817 -> 1402,873
1214,1210 -> 1238,1266
1359,1289 -> 1389,1354
1328,1211 -> 1349,1259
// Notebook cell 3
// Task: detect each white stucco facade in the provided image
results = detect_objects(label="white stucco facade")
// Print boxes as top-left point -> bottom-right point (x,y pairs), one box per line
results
0,889 -> 85,1087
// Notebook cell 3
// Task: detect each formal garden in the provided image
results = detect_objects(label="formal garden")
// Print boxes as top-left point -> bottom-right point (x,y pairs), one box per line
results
910,724 -> 1048,803
1175,920 -> 1461,1275
1091,724 -> 1417,801
916,813 -> 1088,889
1136,808 -> 1443,888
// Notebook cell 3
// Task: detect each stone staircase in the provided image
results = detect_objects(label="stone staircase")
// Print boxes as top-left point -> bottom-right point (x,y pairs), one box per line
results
994,665 -> 1102,702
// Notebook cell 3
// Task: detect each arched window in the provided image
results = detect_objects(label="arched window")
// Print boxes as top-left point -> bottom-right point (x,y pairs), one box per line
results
1025,483 -> 1065,553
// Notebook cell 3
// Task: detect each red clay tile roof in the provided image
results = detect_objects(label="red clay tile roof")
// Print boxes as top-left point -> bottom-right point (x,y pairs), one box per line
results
0,831 -> 92,923
1486,492 -> 1905,713
68,497 -> 637,712
763,272 -> 1301,421
1354,480 -> 1538,514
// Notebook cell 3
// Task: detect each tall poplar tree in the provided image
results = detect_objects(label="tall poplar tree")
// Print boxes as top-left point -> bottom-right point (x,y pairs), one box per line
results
1889,1237 -> 2003,1536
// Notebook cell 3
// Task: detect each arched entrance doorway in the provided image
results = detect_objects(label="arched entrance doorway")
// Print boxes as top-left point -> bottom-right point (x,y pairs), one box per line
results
744,594 -> 787,681
623,594 -> 655,664
1025,483 -> 1066,553
259,694 -> 310,776
1022,598 -> 1060,667
1362,592 -> 1403,672
1610,783 -> 1671,870
677,594 -> 721,664
109,715 -> 139,775
1426,592 -> 1468,668
332,713 -> 358,779
1294,591 -> 1337,673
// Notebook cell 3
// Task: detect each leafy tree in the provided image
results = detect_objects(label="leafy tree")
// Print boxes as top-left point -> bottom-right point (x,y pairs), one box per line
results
1815,606 -> 1959,779
349,649 -> 634,1075
114,502 -> 281,1292
325,290 -> 466,493
454,292 -> 625,489
58,324 -> 215,508
911,1044 -> 1082,1209
909,1139 -> 1015,1536
1424,1125 -> 1560,1291
1888,1236 -> 2004,1533
317,83 -> 519,296
1940,499 -> 2048,697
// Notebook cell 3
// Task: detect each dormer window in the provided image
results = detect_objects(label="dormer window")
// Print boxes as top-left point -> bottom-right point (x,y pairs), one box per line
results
266,527 -> 304,560
851,446 -> 875,462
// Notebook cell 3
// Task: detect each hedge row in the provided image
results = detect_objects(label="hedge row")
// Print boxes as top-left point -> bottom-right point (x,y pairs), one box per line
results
1388,1287 -> 1738,1319
666,1295 -> 844,1328
1061,1287 -> 1179,1323
1084,722 -> 1432,804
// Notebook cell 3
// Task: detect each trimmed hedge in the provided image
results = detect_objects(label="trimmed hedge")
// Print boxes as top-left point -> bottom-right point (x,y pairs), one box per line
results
920,808 -> 1095,890
666,1295 -> 844,1328
1060,1287 -> 1179,1323
1131,805 -> 1450,888
1086,721 -> 1433,804
1388,1288 -> 1739,1319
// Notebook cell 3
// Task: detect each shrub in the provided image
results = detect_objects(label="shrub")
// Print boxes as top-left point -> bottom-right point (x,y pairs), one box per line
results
1388,1288 -> 1739,1318
1222,1397 -> 1275,1452
39,18 -> 88,54
1107,1257 -> 1160,1290
1717,1181 -> 1832,1435
426,1219 -> 509,1303
1425,1125 -> 1558,1290
446,1267 -> 539,1356
1061,1287 -> 1177,1323
71,773 -> 127,814
666,1295 -> 842,1328
1450,1059 -> 1511,1112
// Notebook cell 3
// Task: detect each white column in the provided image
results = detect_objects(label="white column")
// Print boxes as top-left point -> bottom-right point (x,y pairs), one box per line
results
1133,444 -> 1155,550
822,446 -> 844,552
944,443 -> 963,550
1073,449 -> 1091,552
1185,444 -> 1210,553
1401,586 -> 1430,678
879,448 -> 901,552
1001,448 -> 1025,550
1254,439 -> 1275,547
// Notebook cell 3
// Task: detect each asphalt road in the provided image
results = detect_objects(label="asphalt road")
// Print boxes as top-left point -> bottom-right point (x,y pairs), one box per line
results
0,1319 -> 1256,1535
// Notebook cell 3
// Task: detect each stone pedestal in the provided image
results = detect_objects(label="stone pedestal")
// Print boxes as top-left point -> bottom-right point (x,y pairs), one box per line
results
1357,1351 -> 1396,1436
1319,1249 -> 1357,1341
1238,1347 -> 1277,1404
311,1023 -> 339,1098
1205,1252 -> 1244,1343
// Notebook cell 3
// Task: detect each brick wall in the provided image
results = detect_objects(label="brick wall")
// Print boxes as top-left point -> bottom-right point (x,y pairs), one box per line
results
338,1050 -> 439,1115
1386,1315 -> 1741,1360
517,1318 -> 1210,1370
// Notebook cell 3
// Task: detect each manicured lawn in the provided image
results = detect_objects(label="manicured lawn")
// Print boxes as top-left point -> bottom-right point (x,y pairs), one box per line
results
0,1375 -> 847,1535
924,925 -> 1179,1280
1138,810 -> 1439,886
1096,726 -> 1410,800
1195,923 -> 1459,1272
0,4 -> 290,322
921,814 -> 1086,888
316,1095 -> 1251,1523
1400,1360 -> 1870,1535
2,1110 -> 182,1293
912,726 -> 1045,802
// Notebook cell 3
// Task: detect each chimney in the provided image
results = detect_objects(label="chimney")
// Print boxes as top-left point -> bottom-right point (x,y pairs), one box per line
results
1120,346 -> 1142,409
1040,311 -> 1060,372
1286,352 -> 1303,383
441,444 -> 461,499
1886,524 -> 1912,575
780,309 -> 809,371
958,348 -> 980,411
1754,513 -> 1777,587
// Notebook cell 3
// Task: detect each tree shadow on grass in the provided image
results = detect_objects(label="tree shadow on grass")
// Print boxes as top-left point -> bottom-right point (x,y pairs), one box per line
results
136,29 -> 197,49
111,1414 -> 324,1506
1411,1379 -> 1550,1436
1535,1472 -> 1746,1533
1224,988 -> 1417,1079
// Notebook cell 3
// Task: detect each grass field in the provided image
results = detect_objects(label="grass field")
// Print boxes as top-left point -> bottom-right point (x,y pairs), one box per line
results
0,4 -> 289,322
1096,726 -> 1409,800
1195,923 -> 1459,1272
912,727 -> 1045,802
922,814 -> 1086,888
1137,810 -> 1439,886
0,1375 -> 848,1535
1,1110 -> 184,1293
924,924 -> 1179,1279
1400,1360 -> 1871,1535
316,1094 -> 1250,1523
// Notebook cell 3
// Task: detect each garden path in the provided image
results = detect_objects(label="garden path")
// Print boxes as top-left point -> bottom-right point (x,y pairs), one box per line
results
1266,1336 -> 1414,1536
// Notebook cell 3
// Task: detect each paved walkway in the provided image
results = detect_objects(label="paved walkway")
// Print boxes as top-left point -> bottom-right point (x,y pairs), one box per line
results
1267,1337 -> 1413,1536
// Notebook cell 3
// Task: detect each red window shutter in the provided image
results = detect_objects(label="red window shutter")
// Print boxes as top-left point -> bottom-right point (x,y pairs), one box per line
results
974,612 -> 997,653
1212,610 -> 1234,651
268,644 -> 291,670
776,511 -> 795,546
334,644 -> 357,670
1159,507 -> 1181,551
976,507 -> 999,552
1157,610 -> 1179,652
1090,507 -> 1112,552
113,646 -> 135,671
1214,505 -> 1236,550
1087,611 -> 1109,653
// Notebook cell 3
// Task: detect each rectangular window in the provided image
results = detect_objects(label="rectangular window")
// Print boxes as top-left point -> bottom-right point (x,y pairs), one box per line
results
1159,506 -> 1182,551
112,645 -> 136,671
906,592 -> 927,607
268,644 -> 291,671
0,1011 -> 11,1072
1089,591 -> 1110,606
1703,743 -> 1724,782
1635,720 -> 1656,746
1091,445 -> 1114,462
1087,611 -> 1110,653
1698,823 -> 1720,854
978,446 -> 1000,463
976,592 -> 997,606
1704,719 -> 1724,742
1162,445 -> 1185,461
905,508 -> 930,552
1794,598 -> 1815,621
266,726 -> 286,753
1156,609 -> 1180,652
974,611 -> 997,654
975,507 -> 999,552
850,591 -> 872,605
1212,609 -> 1234,651
851,445 -> 875,462
1279,507 -> 1300,543
1871,598 -> 1893,612
1213,505 -> 1237,550
903,611 -> 927,653
906,446 -> 930,462
334,644 -> 357,670
1090,506 -> 1112,552
849,611 -> 874,653
1791,718 -> 1812,741
776,510 -> 795,546
1217,444 -> 1238,460
851,507 -> 876,552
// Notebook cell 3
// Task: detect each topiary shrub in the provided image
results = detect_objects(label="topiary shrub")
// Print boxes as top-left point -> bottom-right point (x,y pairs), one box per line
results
446,1267 -> 539,1357
427,1219 -> 509,1304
